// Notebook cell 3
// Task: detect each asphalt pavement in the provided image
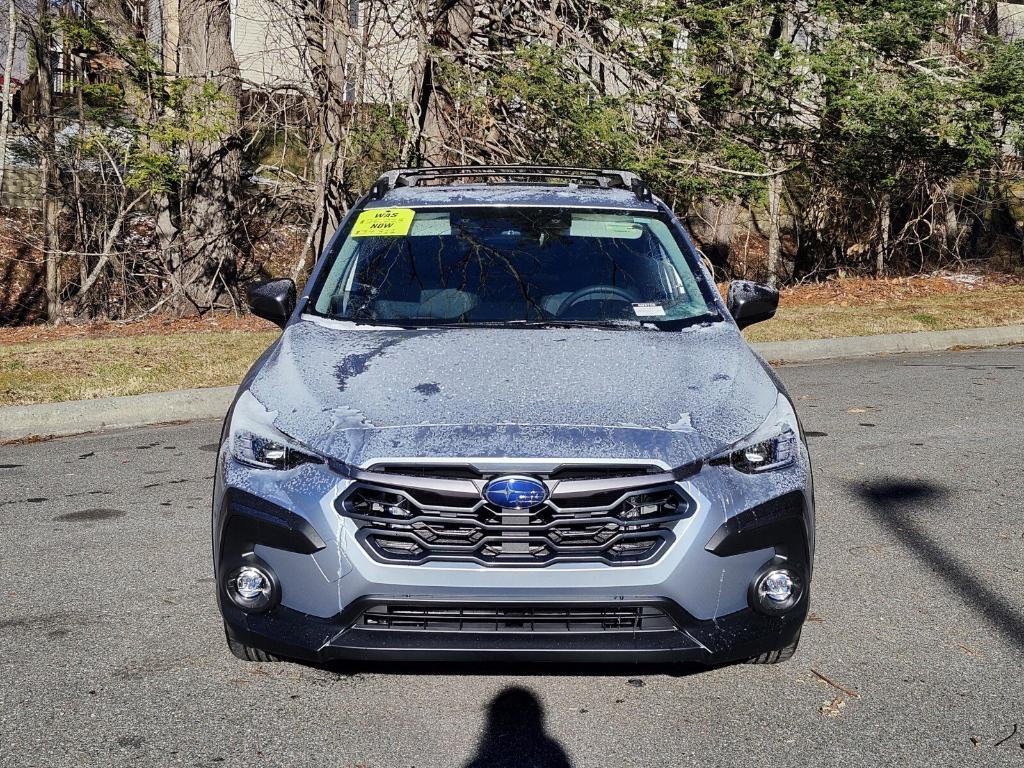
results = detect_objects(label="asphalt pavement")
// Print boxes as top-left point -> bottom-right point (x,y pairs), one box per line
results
1,347 -> 1023,767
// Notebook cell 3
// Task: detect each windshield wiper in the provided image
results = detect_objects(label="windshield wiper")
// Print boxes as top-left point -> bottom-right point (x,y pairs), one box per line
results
537,319 -> 636,329
442,319 -> 635,330
533,313 -> 724,331
332,314 -> 721,330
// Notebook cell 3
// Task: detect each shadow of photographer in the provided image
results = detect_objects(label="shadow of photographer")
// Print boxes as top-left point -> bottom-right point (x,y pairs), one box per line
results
462,686 -> 572,768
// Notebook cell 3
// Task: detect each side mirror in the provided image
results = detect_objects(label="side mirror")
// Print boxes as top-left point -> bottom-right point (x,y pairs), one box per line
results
247,278 -> 296,328
727,280 -> 779,330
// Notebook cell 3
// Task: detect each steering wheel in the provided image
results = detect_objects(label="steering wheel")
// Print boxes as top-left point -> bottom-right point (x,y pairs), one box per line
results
556,285 -> 637,317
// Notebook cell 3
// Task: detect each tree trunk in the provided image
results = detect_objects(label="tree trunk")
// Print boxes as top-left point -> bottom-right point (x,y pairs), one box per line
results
416,0 -> 474,165
699,198 -> 739,271
33,0 -> 61,323
292,0 -> 351,281
175,0 -> 242,312
402,0 -> 431,165
876,192 -> 890,277
152,39 -> 181,304
0,0 -> 17,196
943,191 -> 960,254
766,171 -> 782,288
73,55 -> 90,305
930,182 -> 961,262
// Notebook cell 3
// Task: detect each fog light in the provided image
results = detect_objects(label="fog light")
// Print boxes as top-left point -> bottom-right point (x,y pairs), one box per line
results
751,566 -> 802,615
236,567 -> 268,599
763,570 -> 794,602
226,564 -> 278,613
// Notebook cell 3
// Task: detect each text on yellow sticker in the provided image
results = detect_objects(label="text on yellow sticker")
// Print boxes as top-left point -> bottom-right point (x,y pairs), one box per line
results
351,208 -> 416,237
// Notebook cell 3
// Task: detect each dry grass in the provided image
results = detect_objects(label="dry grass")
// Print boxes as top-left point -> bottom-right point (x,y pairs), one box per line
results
0,330 -> 278,406
2,279 -> 1023,406
745,283 -> 1024,342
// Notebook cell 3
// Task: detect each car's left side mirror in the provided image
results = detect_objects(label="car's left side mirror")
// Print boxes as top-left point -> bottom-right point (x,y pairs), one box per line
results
247,278 -> 296,328
727,280 -> 779,329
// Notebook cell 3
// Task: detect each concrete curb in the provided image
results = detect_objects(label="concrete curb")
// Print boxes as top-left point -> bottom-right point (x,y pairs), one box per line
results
753,323 -> 1024,363
1,324 -> 1021,442
0,386 -> 236,442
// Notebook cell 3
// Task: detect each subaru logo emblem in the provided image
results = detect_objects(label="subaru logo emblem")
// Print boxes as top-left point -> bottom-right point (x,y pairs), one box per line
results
482,476 -> 549,509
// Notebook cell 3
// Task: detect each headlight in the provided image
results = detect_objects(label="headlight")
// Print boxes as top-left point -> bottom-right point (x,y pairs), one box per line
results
710,394 -> 799,474
229,391 -> 322,470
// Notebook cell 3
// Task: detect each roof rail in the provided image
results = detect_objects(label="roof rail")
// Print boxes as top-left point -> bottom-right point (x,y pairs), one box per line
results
368,165 -> 653,203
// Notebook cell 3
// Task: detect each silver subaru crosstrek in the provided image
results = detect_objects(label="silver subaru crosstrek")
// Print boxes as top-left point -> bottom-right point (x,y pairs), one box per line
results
213,166 -> 815,666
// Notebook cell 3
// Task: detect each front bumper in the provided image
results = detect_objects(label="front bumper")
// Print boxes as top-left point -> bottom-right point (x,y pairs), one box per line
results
214,451 -> 814,665
222,595 -> 807,665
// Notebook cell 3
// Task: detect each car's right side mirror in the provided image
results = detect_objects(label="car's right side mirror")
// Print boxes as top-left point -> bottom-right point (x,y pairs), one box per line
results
727,280 -> 779,329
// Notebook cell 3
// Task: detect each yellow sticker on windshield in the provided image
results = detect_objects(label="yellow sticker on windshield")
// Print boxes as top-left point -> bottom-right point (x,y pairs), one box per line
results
351,208 -> 415,237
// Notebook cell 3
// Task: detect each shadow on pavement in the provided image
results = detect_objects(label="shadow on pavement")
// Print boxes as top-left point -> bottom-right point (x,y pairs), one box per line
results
854,479 -> 1024,653
462,686 -> 572,768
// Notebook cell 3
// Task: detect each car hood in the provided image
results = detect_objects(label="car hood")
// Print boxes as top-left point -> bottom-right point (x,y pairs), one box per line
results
247,316 -> 780,468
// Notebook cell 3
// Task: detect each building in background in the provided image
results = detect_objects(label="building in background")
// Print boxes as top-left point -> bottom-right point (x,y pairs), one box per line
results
999,1 -> 1024,39
149,0 -> 417,103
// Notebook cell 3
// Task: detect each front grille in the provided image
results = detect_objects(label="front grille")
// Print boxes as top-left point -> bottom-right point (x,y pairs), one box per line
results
335,468 -> 693,567
358,604 -> 676,633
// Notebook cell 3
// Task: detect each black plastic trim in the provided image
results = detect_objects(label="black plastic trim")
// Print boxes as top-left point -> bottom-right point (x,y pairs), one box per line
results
336,479 -> 691,567
221,595 -> 807,665
356,602 -> 675,633
221,488 -> 326,558
352,526 -> 676,568
704,491 -> 809,561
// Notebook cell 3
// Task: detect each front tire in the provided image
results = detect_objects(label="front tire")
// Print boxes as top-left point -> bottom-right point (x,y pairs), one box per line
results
225,622 -> 282,662
746,629 -> 801,664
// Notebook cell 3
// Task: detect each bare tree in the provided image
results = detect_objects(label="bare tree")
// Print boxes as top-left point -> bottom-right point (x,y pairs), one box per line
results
291,0 -> 353,280
173,0 -> 244,311
413,0 -> 473,165
3,0 -> 1021,326
0,0 -> 17,196
28,0 -> 60,322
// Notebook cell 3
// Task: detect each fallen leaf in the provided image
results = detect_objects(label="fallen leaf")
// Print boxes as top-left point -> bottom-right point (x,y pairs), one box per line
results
820,698 -> 846,718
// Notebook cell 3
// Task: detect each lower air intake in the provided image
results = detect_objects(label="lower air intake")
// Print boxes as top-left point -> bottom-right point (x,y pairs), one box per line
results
358,604 -> 676,633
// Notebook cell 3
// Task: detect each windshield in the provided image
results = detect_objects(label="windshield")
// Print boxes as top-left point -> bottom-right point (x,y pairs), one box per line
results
310,207 -> 717,327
